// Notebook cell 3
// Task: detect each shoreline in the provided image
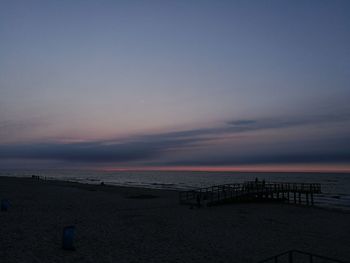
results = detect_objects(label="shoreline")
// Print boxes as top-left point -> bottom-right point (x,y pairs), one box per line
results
0,174 -> 180,192
1,174 -> 349,213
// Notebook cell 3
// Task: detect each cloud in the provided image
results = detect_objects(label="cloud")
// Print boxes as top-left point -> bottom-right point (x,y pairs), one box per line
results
227,120 -> 257,126
0,119 -> 43,131
0,134 -> 206,163
164,152 -> 350,166
0,118 -> 50,144
0,113 -> 349,166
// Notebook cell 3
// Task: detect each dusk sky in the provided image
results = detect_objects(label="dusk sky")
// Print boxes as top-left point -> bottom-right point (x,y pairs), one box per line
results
1,1 -> 350,171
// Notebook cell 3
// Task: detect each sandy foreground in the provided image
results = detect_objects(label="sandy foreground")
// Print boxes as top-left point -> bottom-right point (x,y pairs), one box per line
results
0,176 -> 349,263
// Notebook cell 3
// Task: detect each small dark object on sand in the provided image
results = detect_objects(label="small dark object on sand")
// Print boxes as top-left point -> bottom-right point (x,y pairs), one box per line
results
1,199 -> 10,211
62,226 -> 76,250
100,181 -> 105,186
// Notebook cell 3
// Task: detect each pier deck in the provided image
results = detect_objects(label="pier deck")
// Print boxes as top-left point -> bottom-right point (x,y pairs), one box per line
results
179,181 -> 321,207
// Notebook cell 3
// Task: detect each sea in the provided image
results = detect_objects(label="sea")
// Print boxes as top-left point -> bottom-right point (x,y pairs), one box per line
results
1,169 -> 349,211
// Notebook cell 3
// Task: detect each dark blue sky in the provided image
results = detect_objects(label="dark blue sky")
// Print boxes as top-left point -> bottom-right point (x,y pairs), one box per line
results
0,1 -> 349,170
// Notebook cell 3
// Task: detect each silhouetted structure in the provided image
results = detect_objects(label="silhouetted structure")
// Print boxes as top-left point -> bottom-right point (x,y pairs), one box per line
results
179,181 -> 321,207
258,249 -> 348,263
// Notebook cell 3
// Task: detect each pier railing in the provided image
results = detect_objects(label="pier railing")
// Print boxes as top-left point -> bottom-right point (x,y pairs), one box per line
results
179,181 -> 321,207
258,249 -> 349,263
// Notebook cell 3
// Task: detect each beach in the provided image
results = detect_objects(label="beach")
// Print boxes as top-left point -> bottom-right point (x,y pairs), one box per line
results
0,176 -> 349,263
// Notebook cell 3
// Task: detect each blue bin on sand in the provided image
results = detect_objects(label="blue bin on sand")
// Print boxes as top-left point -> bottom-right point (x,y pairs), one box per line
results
1,199 -> 10,211
62,225 -> 76,250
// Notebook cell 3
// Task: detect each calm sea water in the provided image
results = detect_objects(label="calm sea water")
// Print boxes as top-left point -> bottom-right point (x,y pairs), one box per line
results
1,170 -> 349,211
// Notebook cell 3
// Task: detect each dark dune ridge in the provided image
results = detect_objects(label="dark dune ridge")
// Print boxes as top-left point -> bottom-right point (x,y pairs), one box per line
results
0,176 -> 349,263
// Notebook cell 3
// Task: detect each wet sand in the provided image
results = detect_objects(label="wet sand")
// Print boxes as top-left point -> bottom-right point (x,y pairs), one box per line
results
0,176 -> 349,263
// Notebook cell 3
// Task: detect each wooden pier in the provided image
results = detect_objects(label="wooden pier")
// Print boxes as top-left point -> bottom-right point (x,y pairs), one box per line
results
258,249 -> 348,263
179,181 -> 321,207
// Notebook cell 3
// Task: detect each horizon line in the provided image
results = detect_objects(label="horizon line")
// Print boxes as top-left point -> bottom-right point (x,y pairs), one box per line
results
100,164 -> 350,174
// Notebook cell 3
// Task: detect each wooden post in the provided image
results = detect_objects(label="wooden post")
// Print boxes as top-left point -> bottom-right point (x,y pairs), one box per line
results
311,193 -> 314,205
288,250 -> 293,263
306,193 -> 309,206
294,192 -> 296,204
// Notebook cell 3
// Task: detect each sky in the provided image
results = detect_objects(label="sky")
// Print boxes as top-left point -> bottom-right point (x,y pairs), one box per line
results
0,0 -> 350,171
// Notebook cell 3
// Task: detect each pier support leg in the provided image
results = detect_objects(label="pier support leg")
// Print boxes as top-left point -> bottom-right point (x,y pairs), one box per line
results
294,192 -> 296,204
298,192 -> 301,204
311,193 -> 314,205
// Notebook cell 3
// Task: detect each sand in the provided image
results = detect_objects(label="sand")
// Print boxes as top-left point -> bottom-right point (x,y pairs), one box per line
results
0,176 -> 349,263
